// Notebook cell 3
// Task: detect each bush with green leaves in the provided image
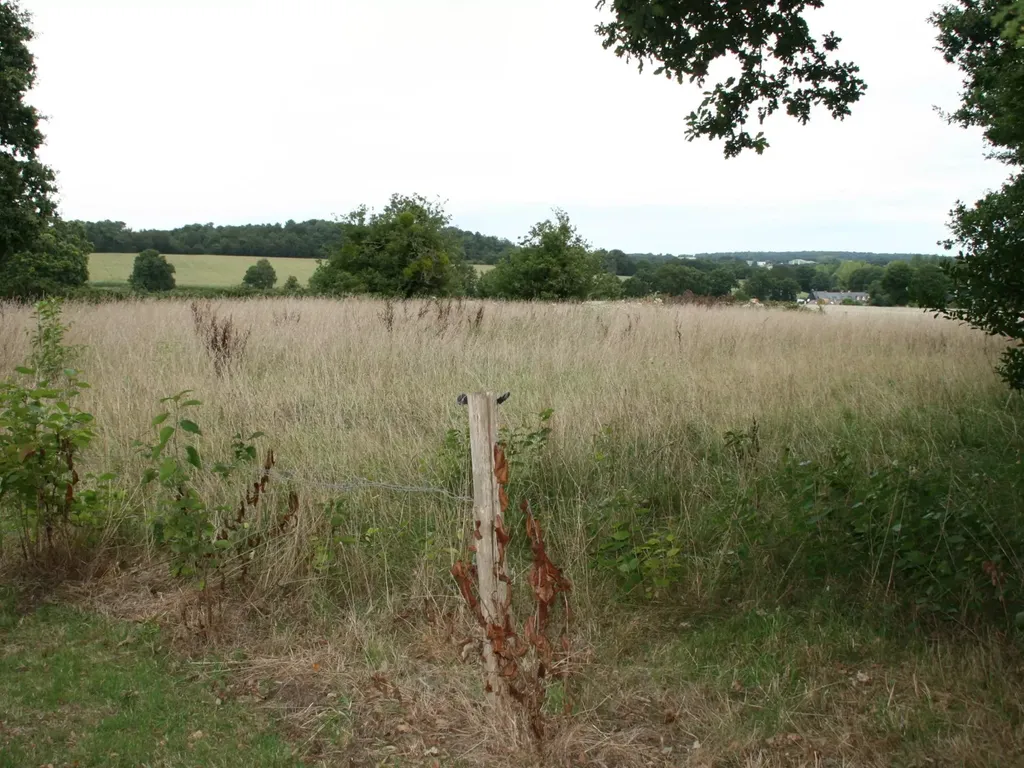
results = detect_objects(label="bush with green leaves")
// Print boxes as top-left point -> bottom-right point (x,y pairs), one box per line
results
129,249 -> 176,292
482,210 -> 608,301
242,258 -> 277,290
0,300 -> 114,565
0,220 -> 91,300
309,194 -> 474,298
138,390 -> 288,598
591,488 -> 685,601
727,446 -> 1024,626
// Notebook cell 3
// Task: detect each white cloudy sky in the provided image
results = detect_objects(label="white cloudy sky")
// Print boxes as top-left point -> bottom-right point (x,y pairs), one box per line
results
22,0 -> 1009,254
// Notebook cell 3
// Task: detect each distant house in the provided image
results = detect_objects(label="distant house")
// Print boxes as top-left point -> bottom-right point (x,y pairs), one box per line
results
808,290 -> 870,305
788,258 -> 817,266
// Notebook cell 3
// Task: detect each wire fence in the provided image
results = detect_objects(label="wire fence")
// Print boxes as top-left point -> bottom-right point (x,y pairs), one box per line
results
268,467 -> 473,503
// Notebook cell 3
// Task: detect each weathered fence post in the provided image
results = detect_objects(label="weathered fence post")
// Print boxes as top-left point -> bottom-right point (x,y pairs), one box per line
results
467,391 -> 508,704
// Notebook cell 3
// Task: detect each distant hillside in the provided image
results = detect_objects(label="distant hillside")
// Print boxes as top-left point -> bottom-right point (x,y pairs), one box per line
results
77,219 -> 516,264
690,251 -> 948,265
77,219 -> 944,269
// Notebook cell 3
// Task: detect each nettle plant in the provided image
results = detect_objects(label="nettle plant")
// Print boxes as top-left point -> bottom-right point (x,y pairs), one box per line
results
139,390 -> 288,599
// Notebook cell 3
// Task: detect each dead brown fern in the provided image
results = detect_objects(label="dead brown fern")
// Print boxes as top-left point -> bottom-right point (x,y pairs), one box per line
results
451,443 -> 572,744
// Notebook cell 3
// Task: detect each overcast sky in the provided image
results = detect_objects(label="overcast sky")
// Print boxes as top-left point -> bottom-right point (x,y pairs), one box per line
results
22,0 -> 1010,254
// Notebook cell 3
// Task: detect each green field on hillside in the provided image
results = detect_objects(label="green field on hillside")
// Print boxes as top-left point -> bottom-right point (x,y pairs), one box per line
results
89,253 -> 494,288
88,253 -> 321,287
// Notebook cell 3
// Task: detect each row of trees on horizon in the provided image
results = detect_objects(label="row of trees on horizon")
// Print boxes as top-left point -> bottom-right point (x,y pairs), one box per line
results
118,194 -> 951,309
76,218 -> 942,273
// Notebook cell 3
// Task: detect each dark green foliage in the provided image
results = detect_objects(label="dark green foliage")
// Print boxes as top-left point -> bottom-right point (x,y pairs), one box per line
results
881,261 -> 914,306
745,269 -> 800,302
449,228 -> 514,264
934,1 -> 1024,389
0,300 -> 114,565
139,391 -> 271,590
943,177 -> 1024,387
867,280 -> 891,306
282,275 -> 301,293
595,0 -> 867,156
0,2 -> 57,268
80,217 -> 511,267
0,4 -> 89,300
651,263 -> 709,296
482,210 -> 610,300
936,0 -> 1024,166
80,218 -> 345,258
742,446 -> 1024,624
909,263 -> 952,309
847,265 -> 885,292
620,260 -> 737,298
0,220 -> 91,299
242,258 -> 277,290
129,249 -> 176,292
603,248 -> 637,276
309,195 -> 472,298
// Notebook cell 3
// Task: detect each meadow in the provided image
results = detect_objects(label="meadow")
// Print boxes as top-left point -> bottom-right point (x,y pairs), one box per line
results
87,253 -> 495,287
1,297 -> 1022,766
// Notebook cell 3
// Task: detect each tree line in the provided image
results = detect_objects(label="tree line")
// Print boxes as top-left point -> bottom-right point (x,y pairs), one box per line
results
79,218 -> 518,265
121,197 -> 951,310
80,218 -> 935,272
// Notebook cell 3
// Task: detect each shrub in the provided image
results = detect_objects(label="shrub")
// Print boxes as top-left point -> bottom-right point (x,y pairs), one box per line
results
0,300 -> 115,567
243,258 -> 277,290
0,220 -> 91,300
130,249 -> 176,292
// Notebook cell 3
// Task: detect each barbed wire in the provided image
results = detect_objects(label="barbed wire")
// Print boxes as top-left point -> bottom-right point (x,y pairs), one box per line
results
268,467 -> 473,503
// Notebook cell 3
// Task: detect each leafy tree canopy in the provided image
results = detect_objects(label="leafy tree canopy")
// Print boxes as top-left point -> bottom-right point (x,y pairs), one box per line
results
935,0 -> 1024,388
0,1 -> 86,298
309,194 -> 474,298
130,249 -> 176,292
242,258 -> 277,290
480,210 -> 611,301
595,0 -> 867,156
0,220 -> 90,299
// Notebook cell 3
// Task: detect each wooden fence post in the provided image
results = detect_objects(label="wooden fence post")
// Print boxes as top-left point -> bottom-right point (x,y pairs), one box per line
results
467,391 -> 508,704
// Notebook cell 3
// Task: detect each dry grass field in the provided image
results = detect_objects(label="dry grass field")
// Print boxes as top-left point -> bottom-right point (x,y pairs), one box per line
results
1,297 -> 1023,767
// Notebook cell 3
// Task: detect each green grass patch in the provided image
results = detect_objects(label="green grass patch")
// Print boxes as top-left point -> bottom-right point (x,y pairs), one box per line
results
0,590 -> 301,768
88,253 -> 321,288
588,599 -> 1024,765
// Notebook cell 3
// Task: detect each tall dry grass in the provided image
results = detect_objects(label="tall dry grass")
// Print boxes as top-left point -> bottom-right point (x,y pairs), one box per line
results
0,297 -> 1015,597
4,297 -> 1023,766
0,297 -> 1007,471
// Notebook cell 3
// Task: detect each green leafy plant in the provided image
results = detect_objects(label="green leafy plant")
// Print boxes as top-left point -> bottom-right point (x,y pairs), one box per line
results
740,448 -> 1024,625
0,300 -> 113,566
591,488 -> 685,600
27,297 -> 77,381
139,391 -> 288,625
